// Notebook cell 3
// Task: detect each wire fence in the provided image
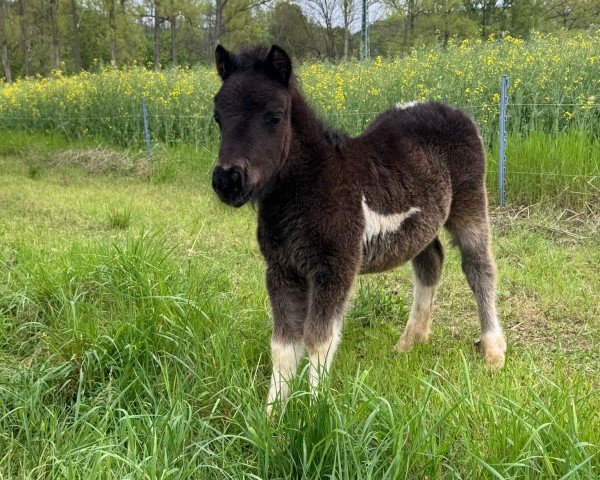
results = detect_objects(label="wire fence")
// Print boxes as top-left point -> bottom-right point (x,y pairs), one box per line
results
0,78 -> 598,208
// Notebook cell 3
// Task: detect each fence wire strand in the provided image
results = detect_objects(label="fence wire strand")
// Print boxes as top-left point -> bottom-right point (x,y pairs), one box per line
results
1,100 -> 598,197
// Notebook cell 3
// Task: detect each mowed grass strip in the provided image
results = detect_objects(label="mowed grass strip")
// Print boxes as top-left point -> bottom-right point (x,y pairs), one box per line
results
0,137 -> 599,478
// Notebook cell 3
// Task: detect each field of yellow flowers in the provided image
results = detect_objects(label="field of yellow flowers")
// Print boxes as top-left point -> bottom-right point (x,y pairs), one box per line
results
0,32 -> 599,203
1,32 -> 598,147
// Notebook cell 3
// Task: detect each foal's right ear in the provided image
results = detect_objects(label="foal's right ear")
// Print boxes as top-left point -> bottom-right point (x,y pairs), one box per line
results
215,45 -> 235,81
264,45 -> 292,87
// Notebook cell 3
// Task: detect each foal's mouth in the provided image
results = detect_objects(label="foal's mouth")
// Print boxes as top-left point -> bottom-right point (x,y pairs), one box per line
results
215,186 -> 253,208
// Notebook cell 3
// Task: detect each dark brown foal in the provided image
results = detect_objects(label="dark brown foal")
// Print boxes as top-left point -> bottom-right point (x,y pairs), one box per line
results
210,45 -> 507,414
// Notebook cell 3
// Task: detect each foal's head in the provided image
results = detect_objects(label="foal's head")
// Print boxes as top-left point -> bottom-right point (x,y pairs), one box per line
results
211,45 -> 294,207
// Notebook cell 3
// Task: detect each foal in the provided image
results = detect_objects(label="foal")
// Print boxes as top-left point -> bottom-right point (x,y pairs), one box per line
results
211,45 -> 507,413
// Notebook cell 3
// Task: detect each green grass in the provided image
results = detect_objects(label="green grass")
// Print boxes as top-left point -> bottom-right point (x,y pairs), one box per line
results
487,130 -> 600,206
0,134 -> 599,478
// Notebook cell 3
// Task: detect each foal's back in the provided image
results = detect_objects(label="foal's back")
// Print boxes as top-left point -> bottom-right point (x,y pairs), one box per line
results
355,100 -> 488,223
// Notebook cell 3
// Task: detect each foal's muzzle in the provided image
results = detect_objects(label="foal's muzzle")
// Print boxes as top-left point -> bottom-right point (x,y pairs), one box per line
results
212,165 -> 250,207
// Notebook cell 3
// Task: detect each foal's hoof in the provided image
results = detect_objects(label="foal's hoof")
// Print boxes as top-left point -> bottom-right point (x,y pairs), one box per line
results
395,335 -> 416,353
475,332 -> 507,370
395,332 -> 428,353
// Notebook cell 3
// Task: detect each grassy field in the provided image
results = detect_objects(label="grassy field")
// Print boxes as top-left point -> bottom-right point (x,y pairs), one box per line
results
0,31 -> 599,478
0,133 -> 599,479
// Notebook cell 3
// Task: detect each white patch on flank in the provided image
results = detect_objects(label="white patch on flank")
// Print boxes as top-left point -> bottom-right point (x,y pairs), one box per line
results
395,100 -> 421,110
362,196 -> 420,245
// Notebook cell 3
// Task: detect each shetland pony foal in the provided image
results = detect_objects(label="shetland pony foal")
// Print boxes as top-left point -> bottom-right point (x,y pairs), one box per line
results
211,45 -> 507,413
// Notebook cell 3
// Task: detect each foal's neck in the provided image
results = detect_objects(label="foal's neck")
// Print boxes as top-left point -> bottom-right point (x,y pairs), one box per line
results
288,87 -> 338,162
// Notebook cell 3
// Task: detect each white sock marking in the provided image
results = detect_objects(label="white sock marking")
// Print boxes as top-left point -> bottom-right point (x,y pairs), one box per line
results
397,276 -> 436,351
308,322 -> 341,393
267,340 -> 304,409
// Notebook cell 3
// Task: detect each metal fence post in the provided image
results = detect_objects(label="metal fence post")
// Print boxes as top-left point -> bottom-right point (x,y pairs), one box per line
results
498,75 -> 508,206
141,98 -> 152,157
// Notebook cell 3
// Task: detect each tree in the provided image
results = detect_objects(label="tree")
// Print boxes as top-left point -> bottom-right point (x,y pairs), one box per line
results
464,0 -> 500,38
268,1 -> 316,57
106,0 -> 117,63
153,0 -> 161,69
420,0 -> 478,46
382,0 -> 429,50
213,0 -> 272,48
70,0 -> 82,72
17,0 -> 30,76
49,0 -> 61,70
339,0 -> 357,59
541,0 -> 598,29
0,0 -> 11,83
304,0 -> 338,58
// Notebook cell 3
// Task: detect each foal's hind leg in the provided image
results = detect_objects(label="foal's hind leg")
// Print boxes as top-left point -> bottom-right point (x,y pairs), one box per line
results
396,237 -> 444,352
447,216 -> 506,369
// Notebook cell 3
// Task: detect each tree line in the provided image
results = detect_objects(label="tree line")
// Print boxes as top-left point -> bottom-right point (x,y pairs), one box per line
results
0,0 -> 598,81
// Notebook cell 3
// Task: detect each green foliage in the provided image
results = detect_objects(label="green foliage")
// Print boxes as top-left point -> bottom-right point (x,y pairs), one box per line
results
2,0 -> 600,81
1,33 -> 599,151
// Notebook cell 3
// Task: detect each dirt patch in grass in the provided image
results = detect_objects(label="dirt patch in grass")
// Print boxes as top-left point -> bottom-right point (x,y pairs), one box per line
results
51,148 -> 153,179
492,204 -> 600,244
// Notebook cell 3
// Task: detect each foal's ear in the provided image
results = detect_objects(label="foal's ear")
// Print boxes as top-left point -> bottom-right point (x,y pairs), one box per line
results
264,45 -> 292,87
215,45 -> 235,81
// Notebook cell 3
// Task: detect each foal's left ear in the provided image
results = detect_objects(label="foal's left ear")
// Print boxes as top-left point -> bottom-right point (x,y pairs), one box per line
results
264,45 -> 292,87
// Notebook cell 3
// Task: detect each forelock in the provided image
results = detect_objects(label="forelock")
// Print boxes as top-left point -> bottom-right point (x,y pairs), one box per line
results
230,46 -> 272,76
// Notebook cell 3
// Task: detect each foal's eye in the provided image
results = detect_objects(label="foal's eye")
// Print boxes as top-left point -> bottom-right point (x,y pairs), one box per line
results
267,113 -> 282,126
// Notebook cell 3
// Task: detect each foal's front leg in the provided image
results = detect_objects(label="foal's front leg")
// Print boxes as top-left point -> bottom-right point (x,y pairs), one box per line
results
266,265 -> 308,414
303,267 -> 356,395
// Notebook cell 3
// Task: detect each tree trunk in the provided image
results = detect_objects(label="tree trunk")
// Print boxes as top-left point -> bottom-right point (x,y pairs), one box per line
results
326,23 -> 335,58
1,45 -> 10,84
71,0 -> 82,73
108,0 -> 117,65
49,0 -> 61,70
342,0 -> 350,60
0,0 -> 11,83
17,0 -> 30,76
402,12 -> 410,50
170,15 -> 177,66
343,24 -> 349,60
214,0 -> 224,47
153,1 -> 160,70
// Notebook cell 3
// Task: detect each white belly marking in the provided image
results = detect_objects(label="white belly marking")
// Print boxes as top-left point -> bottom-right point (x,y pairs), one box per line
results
362,196 -> 421,244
